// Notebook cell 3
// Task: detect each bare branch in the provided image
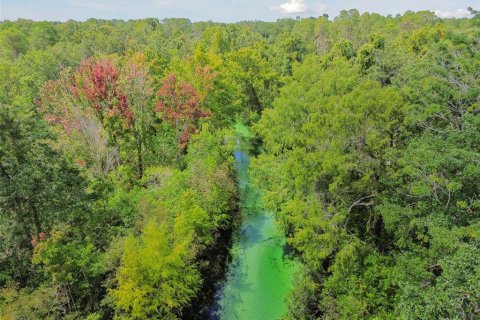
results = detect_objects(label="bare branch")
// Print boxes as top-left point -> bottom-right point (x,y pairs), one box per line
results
348,194 -> 376,213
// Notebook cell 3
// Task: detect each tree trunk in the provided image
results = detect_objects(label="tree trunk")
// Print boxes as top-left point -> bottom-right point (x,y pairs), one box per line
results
135,130 -> 143,179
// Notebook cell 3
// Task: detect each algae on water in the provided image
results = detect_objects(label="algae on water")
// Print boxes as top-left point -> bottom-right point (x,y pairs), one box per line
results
210,124 -> 299,320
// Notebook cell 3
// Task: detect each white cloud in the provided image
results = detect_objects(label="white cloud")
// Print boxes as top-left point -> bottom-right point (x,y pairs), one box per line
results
272,0 -> 307,14
270,0 -> 327,15
434,8 -> 471,19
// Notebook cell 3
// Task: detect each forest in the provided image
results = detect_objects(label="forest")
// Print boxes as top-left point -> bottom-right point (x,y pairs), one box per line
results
0,7 -> 479,320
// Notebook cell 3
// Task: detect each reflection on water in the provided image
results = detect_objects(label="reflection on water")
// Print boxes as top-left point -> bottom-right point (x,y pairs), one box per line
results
209,124 -> 298,320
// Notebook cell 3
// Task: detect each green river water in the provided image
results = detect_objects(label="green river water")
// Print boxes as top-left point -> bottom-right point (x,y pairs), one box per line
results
209,123 -> 298,320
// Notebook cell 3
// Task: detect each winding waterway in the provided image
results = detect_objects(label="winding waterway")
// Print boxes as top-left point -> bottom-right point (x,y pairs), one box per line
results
209,123 -> 298,320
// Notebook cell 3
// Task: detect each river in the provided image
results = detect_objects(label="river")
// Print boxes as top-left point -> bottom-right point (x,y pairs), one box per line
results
208,123 -> 298,320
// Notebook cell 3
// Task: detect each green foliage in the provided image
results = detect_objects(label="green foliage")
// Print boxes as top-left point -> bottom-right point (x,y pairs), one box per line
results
0,105 -> 88,286
33,227 -> 106,314
111,220 -> 201,319
224,45 -> 280,120
253,15 -> 480,319
0,28 -> 28,60
29,22 -> 59,50
110,127 -> 236,319
1,11 -> 479,320
0,284 -> 66,320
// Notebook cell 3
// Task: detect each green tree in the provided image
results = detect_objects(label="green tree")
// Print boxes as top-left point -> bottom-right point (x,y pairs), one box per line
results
111,219 -> 201,320
0,28 -> 28,60
0,105 -> 87,286
29,22 -> 58,50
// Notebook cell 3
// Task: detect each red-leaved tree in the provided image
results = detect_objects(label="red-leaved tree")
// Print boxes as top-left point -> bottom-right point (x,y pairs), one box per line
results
40,55 -> 154,178
156,73 -> 211,152
71,58 -> 133,135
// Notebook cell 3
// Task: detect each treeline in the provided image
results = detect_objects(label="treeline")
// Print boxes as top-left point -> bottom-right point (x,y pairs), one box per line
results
0,9 -> 479,319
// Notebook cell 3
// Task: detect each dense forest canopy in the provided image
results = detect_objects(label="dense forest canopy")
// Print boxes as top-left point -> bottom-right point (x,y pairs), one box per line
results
0,8 -> 479,319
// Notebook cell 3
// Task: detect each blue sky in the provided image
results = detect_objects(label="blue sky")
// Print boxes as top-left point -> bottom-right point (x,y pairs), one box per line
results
0,0 -> 476,22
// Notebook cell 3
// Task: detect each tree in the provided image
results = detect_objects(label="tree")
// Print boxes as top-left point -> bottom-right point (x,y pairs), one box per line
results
224,46 -> 280,118
110,219 -> 201,319
156,73 -> 211,153
33,227 -> 105,315
40,55 -> 155,178
117,53 -> 156,178
0,28 -> 28,60
0,105 -> 87,286
29,22 -> 58,50
468,7 -> 479,18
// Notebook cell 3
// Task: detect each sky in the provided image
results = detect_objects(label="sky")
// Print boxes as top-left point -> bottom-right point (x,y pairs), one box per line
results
0,0 -> 476,22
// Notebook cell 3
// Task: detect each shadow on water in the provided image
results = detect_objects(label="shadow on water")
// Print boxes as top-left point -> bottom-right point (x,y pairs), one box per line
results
208,123 -> 299,320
